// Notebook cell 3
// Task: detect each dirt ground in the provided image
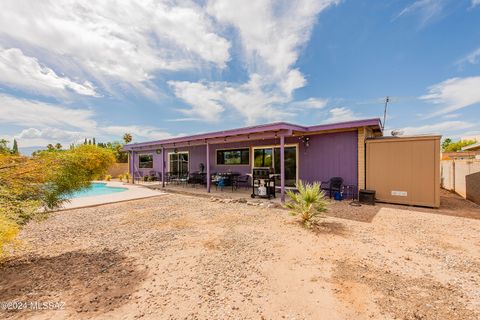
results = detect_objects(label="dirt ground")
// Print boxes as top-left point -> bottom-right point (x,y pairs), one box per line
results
1,191 -> 479,319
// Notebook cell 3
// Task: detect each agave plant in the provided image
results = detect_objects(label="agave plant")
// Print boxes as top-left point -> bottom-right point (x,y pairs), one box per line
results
285,180 -> 329,227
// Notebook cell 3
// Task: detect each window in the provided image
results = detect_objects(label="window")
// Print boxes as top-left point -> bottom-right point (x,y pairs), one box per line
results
253,146 -> 297,187
217,148 -> 249,165
169,152 -> 189,174
253,148 -> 273,167
139,154 -> 153,168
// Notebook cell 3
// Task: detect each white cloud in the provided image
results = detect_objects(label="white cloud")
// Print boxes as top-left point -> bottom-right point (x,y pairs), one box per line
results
169,74 -> 293,125
442,113 -> 461,119
0,93 -> 172,147
421,76 -> 480,117
398,121 -> 475,135
170,0 -> 339,124
168,81 -> 225,122
457,47 -> 480,66
396,0 -> 446,26
207,0 -> 338,79
16,127 -> 82,141
0,94 -> 96,130
0,47 -> 97,97
324,107 -> 359,123
289,98 -> 328,110
0,0 -> 230,95
102,125 -> 173,141
472,0 -> 480,7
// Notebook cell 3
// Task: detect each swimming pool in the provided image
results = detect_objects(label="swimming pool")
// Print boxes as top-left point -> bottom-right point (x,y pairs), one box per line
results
70,182 -> 128,198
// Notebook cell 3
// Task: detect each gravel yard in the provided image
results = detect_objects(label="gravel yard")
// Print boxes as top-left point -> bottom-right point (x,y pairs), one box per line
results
1,192 -> 479,319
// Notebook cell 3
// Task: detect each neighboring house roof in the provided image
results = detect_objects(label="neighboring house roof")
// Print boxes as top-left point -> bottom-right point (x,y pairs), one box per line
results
122,118 -> 383,151
442,151 -> 478,160
462,142 -> 480,151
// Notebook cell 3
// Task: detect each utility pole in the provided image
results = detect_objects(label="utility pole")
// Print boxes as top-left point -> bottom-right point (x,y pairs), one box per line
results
382,96 -> 390,131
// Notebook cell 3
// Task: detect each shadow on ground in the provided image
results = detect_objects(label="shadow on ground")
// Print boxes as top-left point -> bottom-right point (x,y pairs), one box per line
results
327,202 -> 380,223
311,221 -> 348,236
0,249 -> 147,316
378,189 -> 480,220
333,259 -> 479,320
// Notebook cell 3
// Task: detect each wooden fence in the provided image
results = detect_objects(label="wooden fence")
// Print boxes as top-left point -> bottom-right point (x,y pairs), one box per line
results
107,163 -> 129,178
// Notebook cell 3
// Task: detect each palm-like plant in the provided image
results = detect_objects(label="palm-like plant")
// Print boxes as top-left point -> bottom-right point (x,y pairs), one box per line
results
123,133 -> 133,145
285,180 -> 329,227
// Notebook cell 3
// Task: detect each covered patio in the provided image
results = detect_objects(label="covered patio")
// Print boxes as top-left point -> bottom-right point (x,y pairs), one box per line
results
123,119 -> 383,202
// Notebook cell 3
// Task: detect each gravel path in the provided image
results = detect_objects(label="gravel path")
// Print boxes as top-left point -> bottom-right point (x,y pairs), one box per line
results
1,193 -> 479,319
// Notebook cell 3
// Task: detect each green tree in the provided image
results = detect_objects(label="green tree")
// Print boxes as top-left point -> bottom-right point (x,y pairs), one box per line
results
84,138 -> 87,145
285,181 -> 329,228
55,143 -> 62,150
123,133 -> 133,144
11,139 -> 19,155
0,139 -> 11,155
441,138 -> 452,151
47,144 -> 55,151
0,145 -> 115,258
92,137 -> 96,145
442,138 -> 476,152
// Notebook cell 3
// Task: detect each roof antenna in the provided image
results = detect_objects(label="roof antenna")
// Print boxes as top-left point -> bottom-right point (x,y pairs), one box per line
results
382,96 -> 389,132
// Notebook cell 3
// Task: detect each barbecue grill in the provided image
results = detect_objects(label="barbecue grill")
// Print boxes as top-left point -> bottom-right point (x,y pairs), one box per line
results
251,167 -> 275,199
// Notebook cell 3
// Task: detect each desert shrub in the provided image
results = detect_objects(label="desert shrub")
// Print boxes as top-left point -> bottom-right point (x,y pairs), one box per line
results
0,213 -> 19,259
118,174 -> 124,182
105,174 -> 112,181
285,180 -> 329,227
0,145 -> 115,258
124,172 -> 130,182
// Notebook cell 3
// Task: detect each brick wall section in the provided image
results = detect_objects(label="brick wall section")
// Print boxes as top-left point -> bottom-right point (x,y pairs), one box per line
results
358,127 -> 365,189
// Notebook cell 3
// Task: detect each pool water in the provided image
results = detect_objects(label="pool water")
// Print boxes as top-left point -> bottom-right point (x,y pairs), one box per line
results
70,182 -> 128,198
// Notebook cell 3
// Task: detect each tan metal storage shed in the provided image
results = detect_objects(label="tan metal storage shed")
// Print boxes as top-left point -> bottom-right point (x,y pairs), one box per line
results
366,135 -> 441,208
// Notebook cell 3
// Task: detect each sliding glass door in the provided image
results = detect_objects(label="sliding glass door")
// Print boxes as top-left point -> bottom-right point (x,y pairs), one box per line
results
168,152 -> 189,175
253,146 -> 297,186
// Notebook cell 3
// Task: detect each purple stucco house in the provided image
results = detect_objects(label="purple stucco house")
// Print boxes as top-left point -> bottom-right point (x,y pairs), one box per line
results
123,118 -> 383,201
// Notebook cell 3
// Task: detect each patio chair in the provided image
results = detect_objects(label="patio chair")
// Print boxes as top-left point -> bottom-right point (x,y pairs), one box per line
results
177,172 -> 189,187
188,172 -> 203,188
321,177 -> 344,198
148,170 -> 158,181
166,171 -> 177,184
232,175 -> 250,191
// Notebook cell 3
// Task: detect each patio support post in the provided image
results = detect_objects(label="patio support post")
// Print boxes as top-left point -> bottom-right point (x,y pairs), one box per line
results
131,151 -> 135,184
161,146 -> 165,188
206,142 -> 211,193
280,135 -> 285,202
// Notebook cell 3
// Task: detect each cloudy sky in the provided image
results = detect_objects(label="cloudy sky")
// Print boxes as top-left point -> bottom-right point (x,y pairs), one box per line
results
0,0 -> 479,150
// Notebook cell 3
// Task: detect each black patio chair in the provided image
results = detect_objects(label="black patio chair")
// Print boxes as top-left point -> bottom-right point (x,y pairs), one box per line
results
321,177 -> 344,198
232,175 -> 250,191
188,172 -> 204,188
148,170 -> 158,181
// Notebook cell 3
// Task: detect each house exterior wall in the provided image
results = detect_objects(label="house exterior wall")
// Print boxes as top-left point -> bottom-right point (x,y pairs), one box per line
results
131,130 -> 359,186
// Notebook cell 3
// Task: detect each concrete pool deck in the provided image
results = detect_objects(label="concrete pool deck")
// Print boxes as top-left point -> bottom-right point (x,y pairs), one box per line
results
59,181 -> 165,210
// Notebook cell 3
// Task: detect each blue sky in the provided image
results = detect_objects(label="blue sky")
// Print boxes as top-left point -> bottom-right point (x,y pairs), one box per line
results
0,0 -> 479,150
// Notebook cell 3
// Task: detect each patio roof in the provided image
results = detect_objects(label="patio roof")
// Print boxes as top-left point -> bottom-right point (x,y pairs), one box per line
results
123,118 -> 382,151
